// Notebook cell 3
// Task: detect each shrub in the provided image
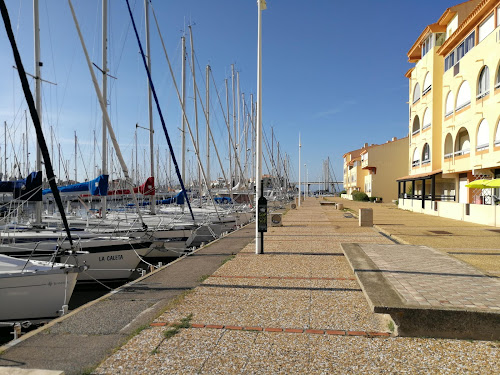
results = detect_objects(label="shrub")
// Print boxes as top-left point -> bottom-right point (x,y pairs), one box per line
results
369,196 -> 376,202
340,190 -> 347,195
352,191 -> 369,201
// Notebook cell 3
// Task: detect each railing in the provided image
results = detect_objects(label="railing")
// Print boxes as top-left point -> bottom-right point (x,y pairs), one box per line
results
495,139 -> 500,147
399,193 -> 455,202
476,90 -> 489,100
422,85 -> 432,96
454,149 -> 470,157
422,123 -> 431,130
455,100 -> 471,112
445,110 -> 453,118
412,160 -> 420,167
476,143 -> 489,152
412,129 -> 420,136
444,152 -> 453,159
421,159 -> 431,165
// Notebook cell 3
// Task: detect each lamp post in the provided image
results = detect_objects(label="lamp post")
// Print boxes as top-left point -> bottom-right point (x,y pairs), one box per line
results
298,133 -> 301,206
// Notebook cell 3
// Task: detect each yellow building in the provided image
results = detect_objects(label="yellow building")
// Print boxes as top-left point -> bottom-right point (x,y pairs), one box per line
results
343,137 -> 408,202
399,0 -> 500,226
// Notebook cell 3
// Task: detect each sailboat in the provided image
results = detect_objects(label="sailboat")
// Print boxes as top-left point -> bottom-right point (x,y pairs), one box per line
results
0,0 -> 153,283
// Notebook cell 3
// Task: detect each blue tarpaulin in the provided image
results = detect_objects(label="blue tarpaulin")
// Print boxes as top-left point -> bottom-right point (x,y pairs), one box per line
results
42,174 -> 109,196
0,171 -> 42,201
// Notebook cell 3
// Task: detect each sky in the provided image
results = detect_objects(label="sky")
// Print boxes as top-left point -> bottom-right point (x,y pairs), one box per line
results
0,0 -> 460,189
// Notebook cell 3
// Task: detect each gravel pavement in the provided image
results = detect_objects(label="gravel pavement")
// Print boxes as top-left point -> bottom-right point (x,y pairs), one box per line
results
94,198 -> 500,374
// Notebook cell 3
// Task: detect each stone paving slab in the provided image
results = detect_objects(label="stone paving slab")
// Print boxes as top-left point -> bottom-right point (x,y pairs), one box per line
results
342,242 -> 500,340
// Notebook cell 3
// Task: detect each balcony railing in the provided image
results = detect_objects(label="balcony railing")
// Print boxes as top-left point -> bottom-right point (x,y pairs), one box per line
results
476,143 -> 489,152
422,123 -> 431,130
412,160 -> 420,167
444,152 -> 453,160
476,91 -> 489,100
421,159 -> 431,165
454,149 -> 470,157
412,129 -> 420,136
455,100 -> 471,112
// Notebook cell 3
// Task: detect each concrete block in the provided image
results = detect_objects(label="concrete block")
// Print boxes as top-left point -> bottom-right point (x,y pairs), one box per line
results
336,203 -> 344,210
359,208 -> 373,227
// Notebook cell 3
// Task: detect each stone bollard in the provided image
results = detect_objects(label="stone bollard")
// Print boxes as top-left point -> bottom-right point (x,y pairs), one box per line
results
359,208 -> 373,227
336,203 -> 344,210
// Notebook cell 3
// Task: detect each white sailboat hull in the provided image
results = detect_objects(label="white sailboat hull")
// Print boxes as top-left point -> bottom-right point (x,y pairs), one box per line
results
0,255 -> 79,321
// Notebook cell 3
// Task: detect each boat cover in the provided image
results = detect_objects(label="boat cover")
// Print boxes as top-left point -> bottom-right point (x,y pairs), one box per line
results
42,174 -> 109,196
0,171 -> 42,201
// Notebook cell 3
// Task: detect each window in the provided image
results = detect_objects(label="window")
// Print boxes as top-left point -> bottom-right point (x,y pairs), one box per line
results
478,13 -> 494,42
444,134 -> 453,159
412,116 -> 420,135
423,73 -> 432,95
445,91 -> 453,117
457,42 -> 465,61
477,66 -> 490,98
495,119 -> 500,147
455,127 -> 470,156
413,83 -> 421,103
422,108 -> 431,130
464,31 -> 475,54
456,81 -> 471,111
422,143 -> 430,164
496,65 -> 500,90
422,35 -> 433,57
446,32 -> 474,72
445,52 -> 455,72
412,148 -> 420,167
476,119 -> 489,151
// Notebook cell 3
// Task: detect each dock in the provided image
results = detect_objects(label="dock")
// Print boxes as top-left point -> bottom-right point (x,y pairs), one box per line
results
1,198 -> 499,374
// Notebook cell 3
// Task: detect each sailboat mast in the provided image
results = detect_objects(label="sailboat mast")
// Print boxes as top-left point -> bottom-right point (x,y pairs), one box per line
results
181,35 -> 186,209
74,131 -> 77,181
188,26 -> 201,206
237,71 -> 241,183
144,0 -> 155,214
205,65 -> 210,187
231,64 -> 236,185
101,0 -> 108,218
34,0 -> 42,224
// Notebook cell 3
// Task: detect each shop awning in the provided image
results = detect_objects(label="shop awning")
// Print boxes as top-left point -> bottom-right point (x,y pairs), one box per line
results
465,179 -> 491,189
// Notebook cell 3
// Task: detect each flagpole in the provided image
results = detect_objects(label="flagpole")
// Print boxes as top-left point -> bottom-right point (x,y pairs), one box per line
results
255,0 -> 265,254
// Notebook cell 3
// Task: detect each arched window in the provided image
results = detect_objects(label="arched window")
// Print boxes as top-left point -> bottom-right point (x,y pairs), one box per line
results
455,127 -> 470,156
423,73 -> 432,95
444,134 -> 453,159
496,64 -> 500,90
476,119 -> 489,151
422,108 -> 432,130
477,66 -> 490,98
413,83 -> 421,104
412,116 -> 420,135
422,143 -> 430,165
456,81 -> 471,111
445,91 -> 453,117
495,119 -> 500,146
412,148 -> 420,167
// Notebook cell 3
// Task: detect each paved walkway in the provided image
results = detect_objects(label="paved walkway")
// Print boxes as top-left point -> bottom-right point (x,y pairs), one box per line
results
361,244 -> 499,310
92,199 -> 498,374
330,198 -> 500,276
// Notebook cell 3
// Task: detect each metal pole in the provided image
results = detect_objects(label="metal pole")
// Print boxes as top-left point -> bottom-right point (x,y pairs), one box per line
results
145,0 -> 155,214
189,26 -> 201,207
181,35 -> 186,210
255,0 -> 264,254
298,133 -> 301,206
206,65 -> 210,187
34,0 -> 42,224
74,131 -> 77,181
101,0 -> 108,218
